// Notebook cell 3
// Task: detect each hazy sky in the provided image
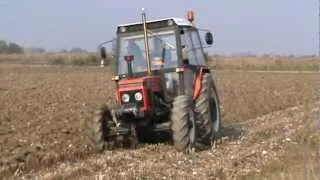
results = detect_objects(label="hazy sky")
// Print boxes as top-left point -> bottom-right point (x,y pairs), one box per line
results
0,0 -> 318,55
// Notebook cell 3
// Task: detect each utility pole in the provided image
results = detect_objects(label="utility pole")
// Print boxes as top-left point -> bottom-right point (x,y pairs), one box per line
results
318,0 -> 320,56
318,0 -> 320,72
141,8 -> 152,75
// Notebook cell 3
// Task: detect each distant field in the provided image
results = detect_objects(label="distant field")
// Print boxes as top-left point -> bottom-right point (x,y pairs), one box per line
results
208,55 -> 320,71
1,53 -> 320,71
0,53 -> 101,66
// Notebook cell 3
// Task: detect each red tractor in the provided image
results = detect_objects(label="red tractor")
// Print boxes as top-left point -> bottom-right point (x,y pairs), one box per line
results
86,10 -> 221,153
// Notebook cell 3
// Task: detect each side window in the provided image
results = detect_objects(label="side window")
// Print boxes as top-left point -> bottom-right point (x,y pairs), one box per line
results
190,30 -> 206,65
181,29 -> 206,65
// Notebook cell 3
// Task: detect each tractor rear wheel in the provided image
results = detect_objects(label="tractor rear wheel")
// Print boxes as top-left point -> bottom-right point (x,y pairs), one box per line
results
86,104 -> 115,152
195,73 -> 221,147
171,95 -> 195,152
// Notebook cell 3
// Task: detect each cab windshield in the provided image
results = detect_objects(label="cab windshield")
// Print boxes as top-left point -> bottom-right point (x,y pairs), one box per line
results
117,30 -> 178,75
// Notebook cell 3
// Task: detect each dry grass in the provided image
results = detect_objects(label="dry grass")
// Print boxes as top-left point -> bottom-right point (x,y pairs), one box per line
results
214,71 -> 319,123
209,55 -> 320,71
1,53 -> 320,71
241,102 -> 320,180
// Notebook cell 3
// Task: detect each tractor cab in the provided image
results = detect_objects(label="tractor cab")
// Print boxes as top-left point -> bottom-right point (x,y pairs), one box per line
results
112,16 -> 213,78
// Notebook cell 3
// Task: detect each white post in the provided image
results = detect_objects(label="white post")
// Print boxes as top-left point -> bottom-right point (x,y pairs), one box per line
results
100,59 -> 104,67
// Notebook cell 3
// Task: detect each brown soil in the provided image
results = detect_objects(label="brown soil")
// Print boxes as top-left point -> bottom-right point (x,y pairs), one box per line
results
0,64 -> 319,179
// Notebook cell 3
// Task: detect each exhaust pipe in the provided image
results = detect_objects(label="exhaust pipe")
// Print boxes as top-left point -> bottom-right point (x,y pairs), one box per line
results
141,8 -> 152,75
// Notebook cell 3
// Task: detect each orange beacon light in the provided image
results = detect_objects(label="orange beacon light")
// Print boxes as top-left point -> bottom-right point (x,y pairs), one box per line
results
187,10 -> 194,23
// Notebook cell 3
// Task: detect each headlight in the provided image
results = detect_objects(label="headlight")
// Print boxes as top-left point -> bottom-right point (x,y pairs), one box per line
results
134,92 -> 143,101
121,93 -> 130,102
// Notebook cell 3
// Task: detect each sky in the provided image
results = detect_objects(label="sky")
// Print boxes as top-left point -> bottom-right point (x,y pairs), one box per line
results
0,0 -> 318,55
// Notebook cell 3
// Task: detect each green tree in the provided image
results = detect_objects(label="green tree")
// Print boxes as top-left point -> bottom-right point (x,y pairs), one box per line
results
0,40 -> 8,54
7,42 -> 23,54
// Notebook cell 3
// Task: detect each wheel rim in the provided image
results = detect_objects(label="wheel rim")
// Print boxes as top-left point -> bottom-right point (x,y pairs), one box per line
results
211,89 -> 221,133
189,108 -> 196,147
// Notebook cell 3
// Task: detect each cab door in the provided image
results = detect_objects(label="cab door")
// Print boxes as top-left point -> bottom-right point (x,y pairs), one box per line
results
180,27 -> 208,96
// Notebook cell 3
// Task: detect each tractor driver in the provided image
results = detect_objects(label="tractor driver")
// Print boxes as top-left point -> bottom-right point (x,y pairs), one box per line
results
126,39 -> 146,72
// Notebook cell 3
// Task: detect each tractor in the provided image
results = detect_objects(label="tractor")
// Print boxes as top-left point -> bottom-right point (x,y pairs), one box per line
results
85,10 -> 221,153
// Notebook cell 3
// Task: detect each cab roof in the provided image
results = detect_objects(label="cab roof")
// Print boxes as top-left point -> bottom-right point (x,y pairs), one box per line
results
117,17 -> 193,28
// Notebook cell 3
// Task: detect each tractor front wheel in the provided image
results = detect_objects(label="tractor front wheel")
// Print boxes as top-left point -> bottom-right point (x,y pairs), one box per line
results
85,104 -> 115,152
171,95 -> 196,152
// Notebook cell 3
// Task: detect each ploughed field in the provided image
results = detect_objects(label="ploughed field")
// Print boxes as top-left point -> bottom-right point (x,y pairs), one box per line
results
0,64 -> 319,179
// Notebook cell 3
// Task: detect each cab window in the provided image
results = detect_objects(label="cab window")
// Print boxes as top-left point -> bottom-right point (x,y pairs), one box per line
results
180,28 -> 206,66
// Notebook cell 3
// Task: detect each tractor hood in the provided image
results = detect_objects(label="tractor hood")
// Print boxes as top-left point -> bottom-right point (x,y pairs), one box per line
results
117,76 -> 161,92
115,75 -> 162,113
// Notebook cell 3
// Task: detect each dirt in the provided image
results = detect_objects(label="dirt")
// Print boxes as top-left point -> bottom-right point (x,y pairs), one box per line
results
0,64 -> 319,179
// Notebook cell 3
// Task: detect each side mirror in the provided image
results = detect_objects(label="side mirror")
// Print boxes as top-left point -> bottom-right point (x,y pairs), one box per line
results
100,47 -> 107,59
204,32 -> 214,45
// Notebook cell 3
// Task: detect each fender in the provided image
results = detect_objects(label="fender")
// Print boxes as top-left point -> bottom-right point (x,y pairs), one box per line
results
193,67 -> 210,100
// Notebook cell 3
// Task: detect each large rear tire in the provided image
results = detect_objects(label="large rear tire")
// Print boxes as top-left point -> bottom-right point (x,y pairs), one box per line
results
85,104 -> 115,152
171,95 -> 195,152
195,73 -> 221,147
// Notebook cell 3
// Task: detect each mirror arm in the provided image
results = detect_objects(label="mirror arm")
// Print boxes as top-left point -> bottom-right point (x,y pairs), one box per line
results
97,38 -> 116,50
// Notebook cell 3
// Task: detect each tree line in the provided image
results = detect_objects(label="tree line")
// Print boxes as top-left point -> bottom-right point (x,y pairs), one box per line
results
0,40 -> 90,54
0,40 -> 24,54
